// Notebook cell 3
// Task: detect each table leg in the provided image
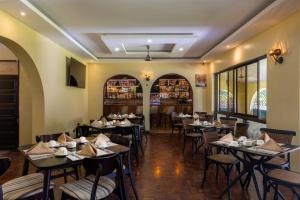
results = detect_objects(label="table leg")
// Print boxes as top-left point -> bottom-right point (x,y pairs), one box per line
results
22,157 -> 29,176
118,155 -> 128,200
42,169 -> 51,200
219,169 -> 248,198
251,169 -> 262,200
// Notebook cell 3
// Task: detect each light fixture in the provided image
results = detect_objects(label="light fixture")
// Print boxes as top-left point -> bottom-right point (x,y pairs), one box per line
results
147,39 -> 152,43
178,47 -> 184,51
145,73 -> 151,81
20,11 -> 26,16
145,45 -> 152,61
226,45 -> 231,49
114,47 -> 120,52
269,48 -> 284,64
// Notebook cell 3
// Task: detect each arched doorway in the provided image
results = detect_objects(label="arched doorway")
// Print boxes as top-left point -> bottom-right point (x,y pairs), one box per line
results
103,74 -> 143,116
150,73 -> 193,130
0,36 -> 44,147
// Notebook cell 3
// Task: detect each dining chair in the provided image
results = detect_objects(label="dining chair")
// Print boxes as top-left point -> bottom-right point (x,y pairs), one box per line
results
170,112 -> 183,135
260,128 -> 296,170
204,114 -> 214,123
75,124 -> 91,137
201,130 -> 241,200
0,157 -> 55,200
182,118 -> 202,156
109,135 -> 139,200
235,123 -> 249,138
263,168 -> 300,200
59,154 -> 119,200
36,132 -> 79,183
219,117 -> 237,134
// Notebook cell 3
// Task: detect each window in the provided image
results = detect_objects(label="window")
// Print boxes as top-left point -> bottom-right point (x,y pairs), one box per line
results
215,56 -> 267,122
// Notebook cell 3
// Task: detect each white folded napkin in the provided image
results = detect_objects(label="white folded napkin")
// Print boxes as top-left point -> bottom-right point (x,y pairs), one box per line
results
91,120 -> 102,128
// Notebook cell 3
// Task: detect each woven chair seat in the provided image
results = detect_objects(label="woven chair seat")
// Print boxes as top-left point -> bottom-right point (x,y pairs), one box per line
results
265,157 -> 288,166
2,173 -> 55,200
267,169 -> 300,186
186,133 -> 202,137
174,123 -> 183,127
59,175 -> 115,200
208,154 -> 238,164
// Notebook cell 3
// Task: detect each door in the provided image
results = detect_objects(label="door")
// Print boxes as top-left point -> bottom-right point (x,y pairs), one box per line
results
0,62 -> 19,149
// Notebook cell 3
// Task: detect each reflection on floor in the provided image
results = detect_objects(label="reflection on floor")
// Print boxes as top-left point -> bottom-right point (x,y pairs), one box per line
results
0,133 -> 295,200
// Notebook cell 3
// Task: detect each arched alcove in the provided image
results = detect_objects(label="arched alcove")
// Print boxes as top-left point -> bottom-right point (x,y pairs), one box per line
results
150,73 -> 193,130
0,36 -> 45,145
103,74 -> 143,116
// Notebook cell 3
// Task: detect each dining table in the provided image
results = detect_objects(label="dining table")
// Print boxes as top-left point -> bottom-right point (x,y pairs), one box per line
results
18,142 -> 130,200
209,141 -> 300,200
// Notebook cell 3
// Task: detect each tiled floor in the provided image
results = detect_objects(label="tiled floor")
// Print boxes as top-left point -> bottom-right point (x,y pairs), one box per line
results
0,133 -> 296,200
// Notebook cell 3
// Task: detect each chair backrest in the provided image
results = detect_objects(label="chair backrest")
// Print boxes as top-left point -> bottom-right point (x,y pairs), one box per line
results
202,129 -> 219,149
204,114 -> 214,123
220,117 -> 237,126
76,125 -> 90,137
109,135 -> 132,167
182,118 -> 194,129
82,154 -> 120,200
35,132 -> 70,143
260,128 -> 296,144
195,112 -> 207,117
235,123 -> 249,138
171,112 -> 178,121
0,157 -> 11,176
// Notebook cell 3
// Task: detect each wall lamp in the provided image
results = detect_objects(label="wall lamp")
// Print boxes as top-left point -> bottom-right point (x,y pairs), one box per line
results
269,49 -> 284,64
145,73 -> 151,81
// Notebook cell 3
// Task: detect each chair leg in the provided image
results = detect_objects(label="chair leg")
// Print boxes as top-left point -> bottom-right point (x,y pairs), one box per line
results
225,165 -> 233,200
74,165 -> 79,180
171,126 -> 174,135
215,165 -> 219,181
63,169 -> 67,183
183,136 -> 186,153
263,176 -> 268,200
201,159 -> 208,187
274,184 -> 279,200
128,173 -> 139,200
61,191 -> 67,200
49,189 -> 55,200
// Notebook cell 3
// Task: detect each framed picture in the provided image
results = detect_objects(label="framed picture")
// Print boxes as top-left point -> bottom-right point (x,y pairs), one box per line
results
195,74 -> 207,87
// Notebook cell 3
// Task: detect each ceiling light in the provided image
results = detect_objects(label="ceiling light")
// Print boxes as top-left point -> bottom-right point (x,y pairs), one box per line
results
114,47 -> 120,52
226,45 -> 231,49
20,11 -> 26,16
178,48 -> 184,51
145,45 -> 152,62
147,39 -> 152,43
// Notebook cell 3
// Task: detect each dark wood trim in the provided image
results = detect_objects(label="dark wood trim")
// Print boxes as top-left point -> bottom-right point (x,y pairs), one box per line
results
0,60 -> 18,63
216,55 -> 267,74
257,61 -> 260,117
216,111 -> 266,124
245,65 -> 248,114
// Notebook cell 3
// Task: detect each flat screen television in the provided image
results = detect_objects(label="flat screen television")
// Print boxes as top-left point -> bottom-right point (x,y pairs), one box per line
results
66,57 -> 86,88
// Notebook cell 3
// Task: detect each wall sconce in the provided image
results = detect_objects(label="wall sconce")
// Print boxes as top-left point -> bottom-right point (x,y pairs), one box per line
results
145,73 -> 151,81
269,49 -> 284,64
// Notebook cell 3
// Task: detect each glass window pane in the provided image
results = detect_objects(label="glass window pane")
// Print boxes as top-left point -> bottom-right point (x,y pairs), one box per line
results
259,58 -> 267,120
236,66 -> 246,114
219,72 -> 228,112
247,62 -> 258,115
228,70 -> 234,112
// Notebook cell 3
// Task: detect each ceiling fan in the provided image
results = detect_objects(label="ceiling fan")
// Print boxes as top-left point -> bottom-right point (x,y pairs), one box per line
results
145,45 -> 152,61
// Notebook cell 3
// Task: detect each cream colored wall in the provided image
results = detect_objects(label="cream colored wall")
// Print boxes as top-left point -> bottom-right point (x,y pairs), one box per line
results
0,10 -> 88,143
209,10 -> 300,170
88,62 -> 209,131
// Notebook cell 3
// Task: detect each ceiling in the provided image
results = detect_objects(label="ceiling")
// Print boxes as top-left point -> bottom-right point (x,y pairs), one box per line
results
0,0 -> 300,61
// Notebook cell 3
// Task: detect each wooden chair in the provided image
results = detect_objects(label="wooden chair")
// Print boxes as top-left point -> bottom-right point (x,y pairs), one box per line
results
76,125 -> 91,137
170,112 -> 183,135
219,117 -> 237,134
263,169 -> 300,200
36,133 -> 79,183
109,135 -> 139,200
260,128 -> 296,170
235,123 -> 249,138
59,154 -> 119,200
201,130 -> 240,200
0,157 -> 55,200
182,118 -> 202,156
204,114 -> 214,123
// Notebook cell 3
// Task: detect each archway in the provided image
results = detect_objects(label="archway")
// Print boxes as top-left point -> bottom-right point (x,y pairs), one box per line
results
150,73 -> 193,130
103,74 -> 143,116
0,36 -> 45,146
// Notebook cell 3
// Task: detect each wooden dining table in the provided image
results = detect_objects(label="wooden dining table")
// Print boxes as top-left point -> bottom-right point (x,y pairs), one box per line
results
209,141 -> 300,200
88,124 -> 142,160
18,142 -> 130,200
